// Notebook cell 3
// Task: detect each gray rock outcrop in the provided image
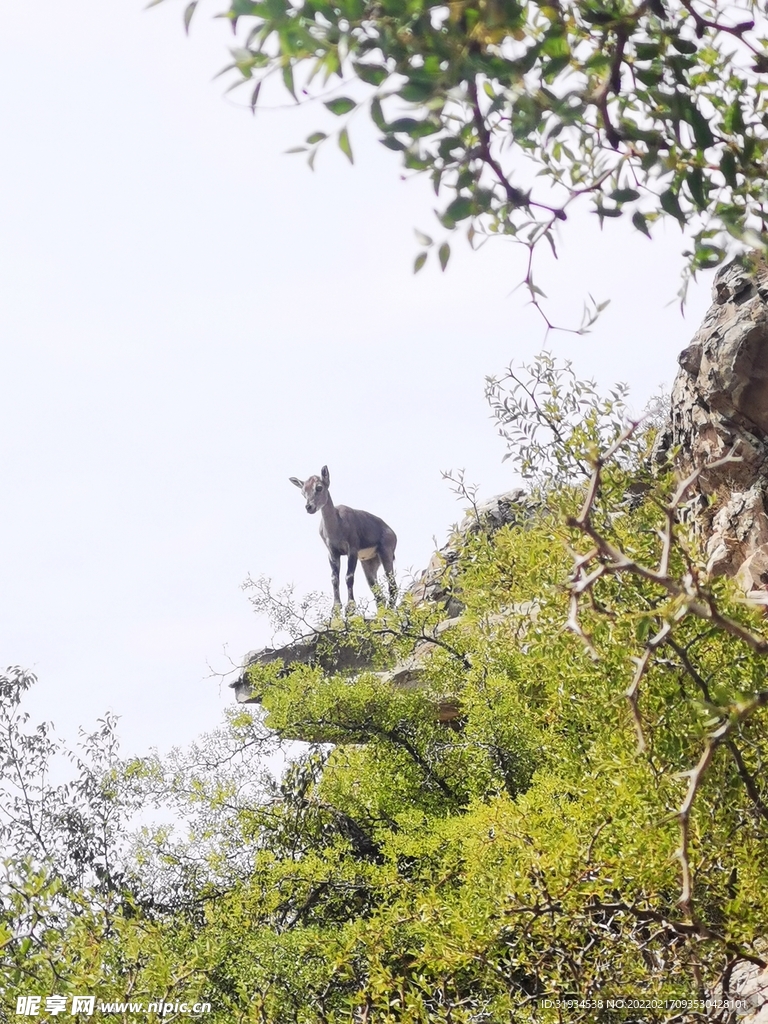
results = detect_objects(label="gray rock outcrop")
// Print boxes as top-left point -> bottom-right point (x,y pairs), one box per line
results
230,633 -> 378,703
404,488 -> 532,615
670,253 -> 768,596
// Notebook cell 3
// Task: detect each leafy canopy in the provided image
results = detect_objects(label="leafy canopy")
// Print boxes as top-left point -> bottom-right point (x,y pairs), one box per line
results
170,0 -> 768,297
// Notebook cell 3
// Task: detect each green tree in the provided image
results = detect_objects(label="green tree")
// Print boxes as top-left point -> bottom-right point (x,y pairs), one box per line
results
7,362 -> 768,1021
169,0 -> 767,300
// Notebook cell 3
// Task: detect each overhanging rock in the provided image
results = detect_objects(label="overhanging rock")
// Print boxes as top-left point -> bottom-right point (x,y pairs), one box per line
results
230,633 -> 378,704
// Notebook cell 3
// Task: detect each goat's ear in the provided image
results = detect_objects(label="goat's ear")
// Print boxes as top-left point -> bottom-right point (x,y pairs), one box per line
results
321,465 -> 330,486
289,477 -> 304,489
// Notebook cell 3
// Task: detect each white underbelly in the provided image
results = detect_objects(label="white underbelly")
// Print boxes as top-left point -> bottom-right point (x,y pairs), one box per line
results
358,547 -> 378,560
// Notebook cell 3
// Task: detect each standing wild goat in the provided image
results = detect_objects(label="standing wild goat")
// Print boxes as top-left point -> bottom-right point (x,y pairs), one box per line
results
289,466 -> 397,610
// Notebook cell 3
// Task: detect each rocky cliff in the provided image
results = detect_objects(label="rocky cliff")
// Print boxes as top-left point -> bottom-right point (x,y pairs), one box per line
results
668,253 -> 768,597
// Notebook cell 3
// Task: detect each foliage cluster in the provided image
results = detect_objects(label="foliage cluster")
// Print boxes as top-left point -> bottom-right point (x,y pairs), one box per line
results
163,0 -> 768,306
3,361 -> 768,1021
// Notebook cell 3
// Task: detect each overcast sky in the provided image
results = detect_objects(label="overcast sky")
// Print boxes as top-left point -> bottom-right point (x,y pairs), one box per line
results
0,0 -> 715,759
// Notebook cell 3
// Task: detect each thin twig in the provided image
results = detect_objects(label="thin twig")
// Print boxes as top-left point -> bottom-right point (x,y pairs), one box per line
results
667,638 -> 768,826
626,621 -> 671,752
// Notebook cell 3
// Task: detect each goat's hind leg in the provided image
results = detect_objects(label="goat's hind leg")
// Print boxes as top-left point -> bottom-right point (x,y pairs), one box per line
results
361,555 -> 385,610
379,549 -> 398,609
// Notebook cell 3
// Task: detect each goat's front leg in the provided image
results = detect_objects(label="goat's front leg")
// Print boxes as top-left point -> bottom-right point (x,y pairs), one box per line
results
328,552 -> 342,609
345,552 -> 358,611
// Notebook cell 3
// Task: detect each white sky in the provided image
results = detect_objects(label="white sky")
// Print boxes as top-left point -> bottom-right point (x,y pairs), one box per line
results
0,0 -> 715,759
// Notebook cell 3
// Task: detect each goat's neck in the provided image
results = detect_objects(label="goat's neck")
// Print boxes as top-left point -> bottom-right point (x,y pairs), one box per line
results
319,492 -> 343,540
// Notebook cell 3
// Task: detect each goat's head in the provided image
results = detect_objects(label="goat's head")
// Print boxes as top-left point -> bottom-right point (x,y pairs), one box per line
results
289,465 -> 331,514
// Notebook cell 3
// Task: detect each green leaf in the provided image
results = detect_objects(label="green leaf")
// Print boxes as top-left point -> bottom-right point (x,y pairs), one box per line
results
634,67 -> 664,87
595,206 -> 622,219
398,80 -> 434,103
282,63 -> 296,100
438,242 -> 450,271
183,0 -> 198,33
389,118 -> 441,138
541,30 -> 570,58
414,252 -> 428,273
686,168 -> 707,210
635,616 -> 652,643
325,97 -> 357,116
724,100 -> 745,136
660,188 -> 685,226
355,63 -> 387,86
686,105 -> 715,150
632,211 -> 651,238
437,136 -> 463,159
389,118 -> 421,134
250,80 -> 262,112
445,196 -> 473,222
610,188 -> 641,204
403,150 -> 430,171
670,36 -> 697,54
693,244 -> 727,270
338,128 -> 354,164
306,132 -> 327,145
231,0 -> 259,13
370,98 -> 387,131
414,230 -> 433,246
634,43 -> 660,61
542,55 -> 571,81
721,151 -> 738,188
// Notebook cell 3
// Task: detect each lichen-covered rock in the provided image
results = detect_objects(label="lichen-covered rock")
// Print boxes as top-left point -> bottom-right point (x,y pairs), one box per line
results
671,253 -> 768,594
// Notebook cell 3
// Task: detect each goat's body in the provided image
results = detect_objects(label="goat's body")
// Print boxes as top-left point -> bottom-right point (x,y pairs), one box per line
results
290,467 -> 397,610
321,505 -> 396,559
